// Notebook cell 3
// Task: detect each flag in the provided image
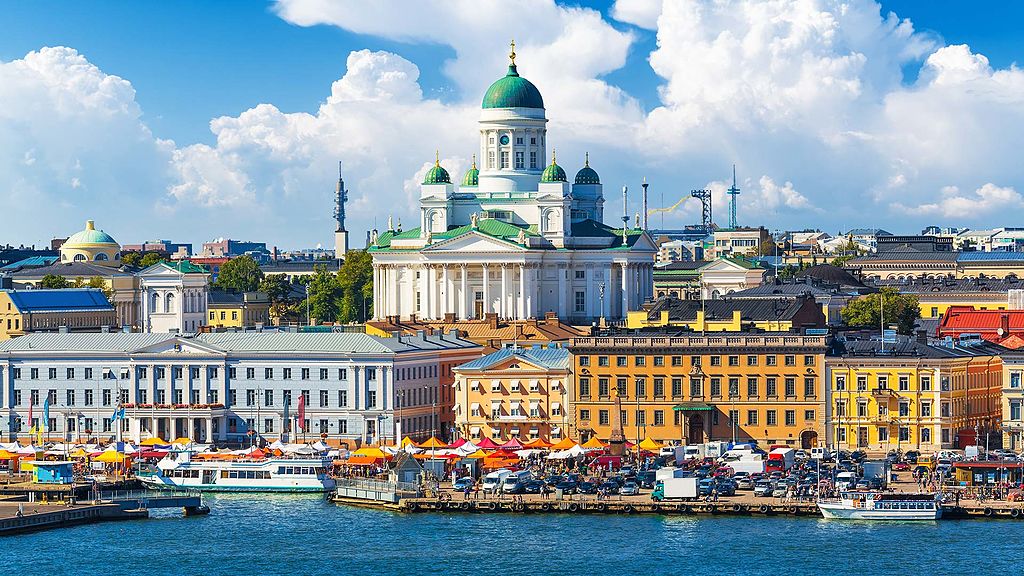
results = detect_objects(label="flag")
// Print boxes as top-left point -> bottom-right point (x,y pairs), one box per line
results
43,397 -> 50,433
297,393 -> 306,433
111,406 -> 125,421
283,396 -> 290,434
27,396 -> 33,436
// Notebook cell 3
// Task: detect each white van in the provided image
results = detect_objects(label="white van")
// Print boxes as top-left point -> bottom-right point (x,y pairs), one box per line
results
482,469 -> 512,493
501,470 -> 532,492
835,471 -> 857,490
810,447 -> 830,461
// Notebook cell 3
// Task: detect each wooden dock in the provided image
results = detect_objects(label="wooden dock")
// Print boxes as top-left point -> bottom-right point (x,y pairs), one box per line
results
0,491 -> 207,535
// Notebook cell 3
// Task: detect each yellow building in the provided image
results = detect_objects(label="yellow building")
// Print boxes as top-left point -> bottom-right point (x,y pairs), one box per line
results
1000,351 -> 1024,450
627,295 -> 826,332
569,333 -> 828,448
453,347 -> 570,442
58,220 -> 121,265
826,335 -> 1004,453
874,277 -> 1012,319
207,290 -> 271,328
0,289 -> 116,339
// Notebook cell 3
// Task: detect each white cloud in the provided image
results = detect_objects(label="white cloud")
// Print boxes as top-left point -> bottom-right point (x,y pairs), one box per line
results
892,183 -> 1024,219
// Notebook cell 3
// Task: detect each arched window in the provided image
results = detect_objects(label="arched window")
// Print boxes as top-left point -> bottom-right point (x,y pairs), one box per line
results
95,253 -> 109,261
166,293 -> 175,313
150,293 -> 160,313
73,254 -> 86,262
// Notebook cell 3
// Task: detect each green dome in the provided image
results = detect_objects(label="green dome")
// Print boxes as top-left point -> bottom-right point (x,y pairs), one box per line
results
423,157 -> 451,185
461,157 -> 479,187
64,220 -> 117,246
574,153 -> 600,185
541,155 -> 567,183
482,65 -> 544,110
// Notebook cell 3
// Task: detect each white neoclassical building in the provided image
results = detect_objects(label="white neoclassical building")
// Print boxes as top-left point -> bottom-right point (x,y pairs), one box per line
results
368,48 -> 656,324
138,261 -> 210,333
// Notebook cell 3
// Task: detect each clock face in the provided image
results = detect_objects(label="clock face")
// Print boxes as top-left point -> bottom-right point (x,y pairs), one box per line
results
499,134 -> 510,145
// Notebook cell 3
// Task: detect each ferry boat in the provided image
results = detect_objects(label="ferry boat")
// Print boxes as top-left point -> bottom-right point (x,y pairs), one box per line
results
817,491 -> 942,520
139,453 -> 336,493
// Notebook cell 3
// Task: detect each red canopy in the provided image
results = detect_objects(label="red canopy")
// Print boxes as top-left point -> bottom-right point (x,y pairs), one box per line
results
247,448 -> 266,459
448,438 -> 468,449
475,437 -> 500,449
499,437 -> 524,450
138,450 -> 168,459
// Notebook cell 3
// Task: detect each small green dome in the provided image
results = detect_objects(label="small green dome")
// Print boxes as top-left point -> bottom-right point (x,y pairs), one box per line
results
423,154 -> 451,185
461,156 -> 479,187
482,65 -> 544,110
541,153 -> 567,183
64,220 -> 118,246
574,153 -> 600,185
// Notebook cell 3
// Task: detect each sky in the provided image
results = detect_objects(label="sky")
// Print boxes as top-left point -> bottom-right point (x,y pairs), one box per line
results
1,0 -> 1024,250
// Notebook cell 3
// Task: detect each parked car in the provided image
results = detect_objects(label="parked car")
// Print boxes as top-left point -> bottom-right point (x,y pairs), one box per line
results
753,480 -> 774,497
599,481 -> 620,495
620,481 -> 640,496
639,471 -> 656,489
452,477 -> 474,491
523,480 -> 544,494
554,480 -> 578,494
577,481 -> 598,495
715,479 -> 737,496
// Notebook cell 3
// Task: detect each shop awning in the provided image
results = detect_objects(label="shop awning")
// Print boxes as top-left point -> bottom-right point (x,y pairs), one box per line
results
673,402 -> 713,411
551,402 -> 560,410
346,455 -> 382,466
510,427 -> 520,435
470,403 -> 480,411
510,399 -> 522,406
470,426 -> 481,435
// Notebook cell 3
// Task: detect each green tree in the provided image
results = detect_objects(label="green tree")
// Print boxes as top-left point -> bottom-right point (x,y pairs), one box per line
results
840,287 -> 921,334
216,255 -> 264,292
139,252 -> 165,268
39,274 -> 70,289
87,276 -> 113,299
306,264 -> 341,324
121,251 -> 142,268
259,274 -> 295,323
337,250 -> 373,323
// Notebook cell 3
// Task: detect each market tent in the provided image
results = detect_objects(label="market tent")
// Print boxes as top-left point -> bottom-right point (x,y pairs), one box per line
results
245,448 -> 266,459
475,437 -> 500,450
638,437 -> 664,451
346,455 -> 383,466
418,437 -> 447,449
581,437 -> 607,450
499,438 -> 524,450
268,440 -> 286,451
524,438 -> 552,449
515,449 -> 545,458
69,448 -> 89,458
352,446 -> 389,459
465,449 -> 488,459
399,436 -> 418,448
549,437 -> 578,451
171,437 -> 192,446
311,441 -> 330,452
95,451 -> 128,463
16,445 -> 40,455
448,438 -> 468,449
140,438 -> 169,446
0,450 -> 17,460
138,449 -> 169,459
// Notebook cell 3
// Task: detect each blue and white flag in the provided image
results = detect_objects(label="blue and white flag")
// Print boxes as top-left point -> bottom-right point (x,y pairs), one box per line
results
111,406 -> 125,421
42,397 -> 50,432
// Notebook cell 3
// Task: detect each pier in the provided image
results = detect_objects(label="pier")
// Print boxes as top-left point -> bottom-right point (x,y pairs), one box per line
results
0,490 -> 207,535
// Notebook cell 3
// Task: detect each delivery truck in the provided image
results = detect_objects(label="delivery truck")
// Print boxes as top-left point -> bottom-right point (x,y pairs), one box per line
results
651,477 -> 699,501
766,448 -> 795,473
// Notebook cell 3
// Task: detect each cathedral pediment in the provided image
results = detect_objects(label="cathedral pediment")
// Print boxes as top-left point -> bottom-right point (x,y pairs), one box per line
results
421,231 -> 526,253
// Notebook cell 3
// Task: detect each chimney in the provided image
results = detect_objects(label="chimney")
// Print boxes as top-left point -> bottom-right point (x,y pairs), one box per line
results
915,329 -> 928,344
1001,313 -> 1011,336
444,312 -> 456,323
486,313 -> 499,330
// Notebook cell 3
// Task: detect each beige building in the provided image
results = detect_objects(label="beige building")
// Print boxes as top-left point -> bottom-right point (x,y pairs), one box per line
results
453,347 -> 570,442
711,227 -> 772,258
0,289 -> 116,339
1001,351 -> 1024,450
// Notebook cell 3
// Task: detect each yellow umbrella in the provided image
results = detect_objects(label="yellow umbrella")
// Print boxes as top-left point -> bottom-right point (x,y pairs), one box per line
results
399,436 -> 418,448
417,437 -> 447,449
638,437 -> 664,451
171,437 -> 192,445
140,437 -> 169,446
95,451 -> 128,463
466,449 -> 488,459
352,446 -> 387,459
581,437 -> 607,449
69,448 -> 89,458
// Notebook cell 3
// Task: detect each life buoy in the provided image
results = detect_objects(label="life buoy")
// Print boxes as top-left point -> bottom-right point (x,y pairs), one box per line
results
984,507 -> 994,517
787,505 -> 797,514
487,502 -> 498,511
407,502 -> 419,512
567,502 -> 580,513
460,501 -> 470,511
759,504 -> 769,514
650,504 -> 661,513
732,504 -> 744,513
540,503 -> 552,512
1011,508 -> 1021,519
596,503 -> 607,512
623,504 -> 635,514
512,502 -> 525,512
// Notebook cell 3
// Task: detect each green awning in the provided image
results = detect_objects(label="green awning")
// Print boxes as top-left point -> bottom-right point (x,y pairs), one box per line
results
673,402 -> 713,412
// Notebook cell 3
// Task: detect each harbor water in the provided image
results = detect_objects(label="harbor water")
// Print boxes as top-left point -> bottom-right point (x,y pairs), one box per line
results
1,494 -> 1016,575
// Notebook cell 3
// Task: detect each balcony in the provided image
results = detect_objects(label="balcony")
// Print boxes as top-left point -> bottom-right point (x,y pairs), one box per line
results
486,414 -> 546,423
871,387 -> 897,398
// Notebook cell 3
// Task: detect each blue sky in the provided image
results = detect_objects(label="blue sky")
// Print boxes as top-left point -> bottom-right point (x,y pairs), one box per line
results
1,1 -> 1023,248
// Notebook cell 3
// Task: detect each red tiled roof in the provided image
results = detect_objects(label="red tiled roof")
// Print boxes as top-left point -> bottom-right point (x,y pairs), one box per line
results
936,307 -> 1024,345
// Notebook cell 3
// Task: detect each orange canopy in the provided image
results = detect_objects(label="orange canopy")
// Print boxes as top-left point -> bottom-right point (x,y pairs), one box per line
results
581,437 -> 607,449
524,438 -> 552,448
417,437 -> 447,449
549,437 -> 578,450
346,455 -> 383,466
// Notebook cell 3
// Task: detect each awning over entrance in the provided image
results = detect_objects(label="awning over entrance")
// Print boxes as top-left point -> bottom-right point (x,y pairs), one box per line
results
673,402 -> 713,412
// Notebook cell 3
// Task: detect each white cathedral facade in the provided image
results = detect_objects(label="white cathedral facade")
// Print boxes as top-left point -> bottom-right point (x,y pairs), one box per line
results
368,48 -> 656,323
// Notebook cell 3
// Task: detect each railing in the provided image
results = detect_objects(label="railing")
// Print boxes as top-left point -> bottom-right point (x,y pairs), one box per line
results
571,335 -> 826,348
335,478 -> 418,494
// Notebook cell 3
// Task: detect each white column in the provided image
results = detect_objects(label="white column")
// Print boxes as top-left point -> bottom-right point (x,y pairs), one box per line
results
441,265 -> 449,318
372,265 -> 380,319
460,265 -> 469,320
586,264 -> 594,319
482,264 -> 490,316
620,263 -> 629,318
500,264 -> 509,319
418,265 -> 428,319
390,265 -> 400,319
557,265 -> 567,319
518,264 -> 526,320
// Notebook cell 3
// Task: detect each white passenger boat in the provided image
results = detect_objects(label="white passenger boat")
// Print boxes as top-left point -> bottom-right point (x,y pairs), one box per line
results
817,491 -> 942,520
139,452 -> 336,493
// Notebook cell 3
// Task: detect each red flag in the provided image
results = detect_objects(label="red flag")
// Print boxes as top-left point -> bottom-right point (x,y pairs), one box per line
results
296,394 -> 305,432
27,396 -> 33,432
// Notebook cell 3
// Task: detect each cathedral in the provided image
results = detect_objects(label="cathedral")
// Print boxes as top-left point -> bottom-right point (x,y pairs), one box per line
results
368,45 -> 656,323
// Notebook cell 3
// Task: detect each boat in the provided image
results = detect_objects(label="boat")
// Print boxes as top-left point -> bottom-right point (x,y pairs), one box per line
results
138,451 -> 336,493
817,491 -> 942,520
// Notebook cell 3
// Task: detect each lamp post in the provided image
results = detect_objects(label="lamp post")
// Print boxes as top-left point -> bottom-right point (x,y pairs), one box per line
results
599,283 -> 605,326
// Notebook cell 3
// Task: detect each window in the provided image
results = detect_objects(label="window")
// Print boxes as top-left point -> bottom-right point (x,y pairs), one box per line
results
747,355 -> 758,366
857,402 -> 868,417
728,378 -> 739,398
784,410 -> 796,426
710,377 -> 721,397
710,356 -> 721,366
766,410 -> 777,426
491,380 -> 501,393
574,291 -> 585,313
173,367 -> 183,379
728,410 -> 738,426
319,368 -> 329,380
598,378 -> 609,397
747,377 -> 758,397
598,356 -> 609,367
487,150 -> 495,169
804,355 -> 816,367
898,375 -> 910,391
878,375 -> 888,390
765,355 -> 777,366
635,356 -> 646,367
671,378 -> 682,398
653,378 -> 664,398
66,390 -> 75,405
835,375 -> 846,391
878,427 -> 889,442
784,355 -> 795,366
530,151 -> 537,169
264,389 -> 273,406
48,368 -> 56,379
856,375 -> 867,392
366,368 -> 377,381
804,410 -> 815,421
598,410 -> 609,426
102,389 -> 112,406
635,410 -> 646,427
367,391 -> 377,408
728,356 -> 739,367
174,389 -> 183,404
265,418 -> 275,433
338,390 -> 348,407
616,356 -> 627,367
30,368 -> 38,380
500,150 -> 509,169
635,378 -> 646,398
265,368 -> 273,380
654,356 -> 664,367
282,368 -> 291,380
899,402 -> 910,417
579,409 -> 590,422
784,377 -> 796,397
616,378 -> 627,397
339,368 -> 348,381
654,410 -> 665,426
921,375 -> 932,391
747,410 -> 758,425
689,377 -> 702,397
84,389 -> 93,406
246,368 -> 255,380
838,428 -> 847,442
804,377 -> 816,397
921,428 -> 931,443
579,356 -> 590,367
921,401 -> 932,417
835,401 -> 846,417
578,377 -> 591,398
766,377 -> 777,397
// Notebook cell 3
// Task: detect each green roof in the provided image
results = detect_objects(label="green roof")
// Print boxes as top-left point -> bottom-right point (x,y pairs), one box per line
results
369,218 -> 645,252
482,65 -> 544,109
462,162 -> 479,187
64,220 -> 117,246
423,162 -> 451,185
162,260 -> 208,274
541,159 -> 567,183
574,154 -> 600,185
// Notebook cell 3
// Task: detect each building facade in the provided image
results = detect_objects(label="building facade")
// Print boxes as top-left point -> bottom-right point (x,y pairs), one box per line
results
368,51 -> 656,324
452,347 -> 570,442
0,289 -> 116,339
825,335 -> 1004,452
0,332 -> 480,446
569,334 -> 828,447
1001,352 -> 1024,450
138,262 -> 210,333
58,220 -> 121,265
207,290 -> 272,328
